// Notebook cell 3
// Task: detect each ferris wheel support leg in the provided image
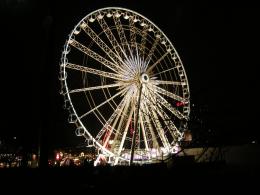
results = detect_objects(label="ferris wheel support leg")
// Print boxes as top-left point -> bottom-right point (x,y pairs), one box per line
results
130,84 -> 143,166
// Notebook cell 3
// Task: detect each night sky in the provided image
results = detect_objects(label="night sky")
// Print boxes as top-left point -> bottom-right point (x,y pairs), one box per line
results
1,0 -> 259,154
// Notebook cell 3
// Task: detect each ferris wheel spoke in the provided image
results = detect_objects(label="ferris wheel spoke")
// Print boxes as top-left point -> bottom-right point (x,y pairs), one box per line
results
66,63 -> 123,81
140,25 -> 149,58
97,17 -> 135,75
129,16 -> 136,47
69,39 -> 118,72
156,93 -> 186,120
157,108 -> 183,143
150,80 -> 186,86
151,66 -> 177,77
102,98 -> 128,148
148,93 -> 182,142
96,95 -> 128,141
115,104 -> 135,164
111,92 -> 132,150
147,86 -> 186,120
145,89 -> 182,140
142,103 -> 160,149
135,45 -> 149,74
147,103 -> 170,148
80,21 -> 127,73
146,51 -> 170,73
97,16 -> 125,57
126,44 -> 143,74
113,13 -> 131,54
79,89 -> 126,120
139,112 -> 150,151
141,99 -> 160,148
143,37 -> 159,71
153,85 -> 187,102
83,88 -> 108,126
112,89 -> 134,152
69,83 -> 122,94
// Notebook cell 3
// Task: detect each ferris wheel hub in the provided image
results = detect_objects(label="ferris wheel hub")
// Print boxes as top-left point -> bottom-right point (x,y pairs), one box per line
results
140,73 -> 149,83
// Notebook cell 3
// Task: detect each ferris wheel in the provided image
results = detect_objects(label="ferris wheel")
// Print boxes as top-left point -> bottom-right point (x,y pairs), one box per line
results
59,7 -> 190,165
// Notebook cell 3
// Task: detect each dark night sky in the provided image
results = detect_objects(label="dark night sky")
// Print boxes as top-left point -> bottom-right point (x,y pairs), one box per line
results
0,0 -> 259,153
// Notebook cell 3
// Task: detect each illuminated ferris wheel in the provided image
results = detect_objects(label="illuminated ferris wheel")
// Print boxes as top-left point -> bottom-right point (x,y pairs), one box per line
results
59,7 -> 190,165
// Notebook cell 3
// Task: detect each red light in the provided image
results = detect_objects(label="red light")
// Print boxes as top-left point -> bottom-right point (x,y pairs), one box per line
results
130,127 -> 134,135
56,153 -> 60,160
176,102 -> 185,107
130,120 -> 134,135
